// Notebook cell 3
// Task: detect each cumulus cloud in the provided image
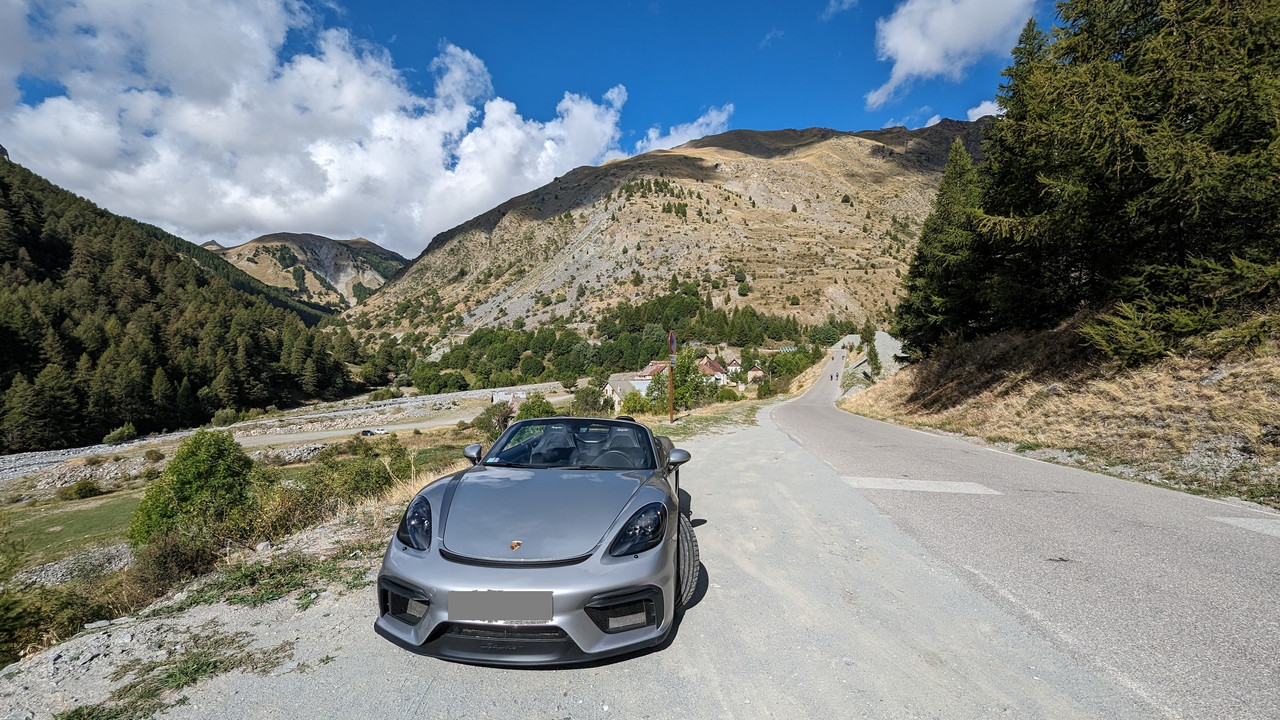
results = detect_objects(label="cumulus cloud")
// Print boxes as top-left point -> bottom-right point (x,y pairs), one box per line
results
0,0 -> 716,257
821,0 -> 859,21
633,104 -> 734,154
967,99 -> 1001,120
865,0 -> 1034,109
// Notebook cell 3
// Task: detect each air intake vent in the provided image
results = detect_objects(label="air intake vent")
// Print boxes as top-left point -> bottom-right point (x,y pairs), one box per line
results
585,587 -> 662,634
379,578 -> 430,625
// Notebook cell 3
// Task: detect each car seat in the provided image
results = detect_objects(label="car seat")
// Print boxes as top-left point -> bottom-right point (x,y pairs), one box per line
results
531,426 -> 578,466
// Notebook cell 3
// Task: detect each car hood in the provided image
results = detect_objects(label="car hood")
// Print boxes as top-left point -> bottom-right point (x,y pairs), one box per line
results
441,466 -> 645,563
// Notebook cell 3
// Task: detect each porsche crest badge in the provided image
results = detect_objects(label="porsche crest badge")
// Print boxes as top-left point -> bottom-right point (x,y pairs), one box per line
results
510,540 -> 522,551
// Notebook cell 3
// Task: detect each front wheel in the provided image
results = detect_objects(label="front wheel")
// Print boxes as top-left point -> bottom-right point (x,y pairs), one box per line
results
676,512 -> 699,609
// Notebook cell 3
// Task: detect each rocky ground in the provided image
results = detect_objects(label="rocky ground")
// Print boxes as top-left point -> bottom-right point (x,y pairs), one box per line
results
0,505 -> 397,719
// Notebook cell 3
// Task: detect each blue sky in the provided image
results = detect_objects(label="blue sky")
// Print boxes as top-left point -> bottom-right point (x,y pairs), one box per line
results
0,0 -> 1051,257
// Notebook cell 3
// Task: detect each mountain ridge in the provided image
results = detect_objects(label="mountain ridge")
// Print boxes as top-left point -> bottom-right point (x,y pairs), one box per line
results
347,120 -> 984,348
207,232 -> 407,310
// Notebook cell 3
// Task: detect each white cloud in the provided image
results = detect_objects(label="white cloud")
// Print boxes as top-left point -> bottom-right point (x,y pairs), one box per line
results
821,0 -> 859,21
966,99 -> 1001,120
865,0 -> 1034,109
759,29 -> 784,49
924,114 -> 941,127
0,0 -> 717,258
633,104 -> 734,154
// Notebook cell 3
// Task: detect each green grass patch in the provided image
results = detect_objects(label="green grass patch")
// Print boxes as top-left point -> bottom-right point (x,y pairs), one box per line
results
6,490 -> 142,568
412,444 -> 467,471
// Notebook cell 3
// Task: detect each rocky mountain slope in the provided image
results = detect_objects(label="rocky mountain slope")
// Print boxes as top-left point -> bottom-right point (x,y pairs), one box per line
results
346,119 -> 983,342
207,233 -> 407,310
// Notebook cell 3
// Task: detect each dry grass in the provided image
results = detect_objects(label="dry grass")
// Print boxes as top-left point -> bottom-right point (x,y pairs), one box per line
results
843,326 -> 1280,508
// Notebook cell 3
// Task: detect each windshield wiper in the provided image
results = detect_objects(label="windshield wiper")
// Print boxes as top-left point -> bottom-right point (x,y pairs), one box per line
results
562,464 -> 623,471
482,461 -> 527,468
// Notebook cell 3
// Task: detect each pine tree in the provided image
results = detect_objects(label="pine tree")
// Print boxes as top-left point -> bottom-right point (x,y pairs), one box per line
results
893,138 -> 986,356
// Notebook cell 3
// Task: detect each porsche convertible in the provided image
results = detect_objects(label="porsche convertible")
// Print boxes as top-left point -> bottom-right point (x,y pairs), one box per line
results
374,415 -> 698,665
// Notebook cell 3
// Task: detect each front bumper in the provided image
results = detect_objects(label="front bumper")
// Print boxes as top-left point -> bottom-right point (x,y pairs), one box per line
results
374,538 -> 676,666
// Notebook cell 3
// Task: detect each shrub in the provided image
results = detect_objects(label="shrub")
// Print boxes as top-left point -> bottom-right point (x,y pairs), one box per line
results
369,387 -> 403,402
716,387 -> 741,403
619,391 -> 650,415
211,408 -> 239,426
127,430 -> 254,546
515,392 -> 557,421
144,449 -> 165,463
472,402 -> 514,441
55,478 -> 105,501
312,457 -> 392,505
103,423 -> 137,445
125,532 -> 219,601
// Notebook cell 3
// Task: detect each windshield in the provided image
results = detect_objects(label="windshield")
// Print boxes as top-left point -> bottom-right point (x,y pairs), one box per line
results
485,418 -> 657,470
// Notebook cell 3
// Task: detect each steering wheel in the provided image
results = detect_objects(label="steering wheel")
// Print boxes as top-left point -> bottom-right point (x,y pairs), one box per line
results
595,450 -> 635,468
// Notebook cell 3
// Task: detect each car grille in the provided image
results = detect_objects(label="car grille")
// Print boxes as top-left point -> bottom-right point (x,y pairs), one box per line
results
440,623 -> 568,641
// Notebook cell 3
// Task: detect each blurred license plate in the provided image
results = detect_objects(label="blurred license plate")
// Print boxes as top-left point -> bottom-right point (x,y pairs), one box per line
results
449,591 -> 552,622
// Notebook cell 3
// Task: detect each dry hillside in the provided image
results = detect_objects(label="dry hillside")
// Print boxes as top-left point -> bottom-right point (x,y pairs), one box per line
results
841,324 -> 1280,508
206,232 -> 407,310
347,120 -> 983,341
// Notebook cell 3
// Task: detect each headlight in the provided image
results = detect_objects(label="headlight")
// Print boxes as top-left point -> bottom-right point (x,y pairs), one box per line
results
608,502 -> 666,557
395,494 -> 432,550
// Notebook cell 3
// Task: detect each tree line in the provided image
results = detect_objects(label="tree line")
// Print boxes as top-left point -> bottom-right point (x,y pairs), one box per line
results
895,2 -> 1279,364
0,160 -> 353,452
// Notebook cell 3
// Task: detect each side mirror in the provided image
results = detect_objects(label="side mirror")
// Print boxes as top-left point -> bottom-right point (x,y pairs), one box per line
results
463,444 -> 483,465
668,448 -> 691,469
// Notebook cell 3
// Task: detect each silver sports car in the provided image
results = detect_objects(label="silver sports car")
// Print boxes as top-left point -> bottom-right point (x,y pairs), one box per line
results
375,416 -> 699,665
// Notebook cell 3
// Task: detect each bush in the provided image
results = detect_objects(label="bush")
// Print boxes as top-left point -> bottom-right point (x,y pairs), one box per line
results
144,449 -> 165,463
125,532 -> 219,601
472,402 -> 514,441
369,387 -> 403,402
515,392 -> 557,420
716,387 -> 741,403
127,430 -> 255,546
619,391 -> 650,415
571,385 -> 609,416
5,584 -> 115,660
211,408 -> 239,426
103,423 -> 137,445
55,478 -> 105,501
311,457 -> 393,505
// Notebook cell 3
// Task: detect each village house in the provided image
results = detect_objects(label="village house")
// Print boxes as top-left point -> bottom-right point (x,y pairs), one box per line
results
696,356 -> 729,386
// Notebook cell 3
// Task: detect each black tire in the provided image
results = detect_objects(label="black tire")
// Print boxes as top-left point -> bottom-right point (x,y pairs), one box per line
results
676,512 -> 699,609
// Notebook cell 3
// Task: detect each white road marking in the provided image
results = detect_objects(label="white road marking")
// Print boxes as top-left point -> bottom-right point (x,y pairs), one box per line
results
1211,517 -> 1280,539
842,476 -> 1002,495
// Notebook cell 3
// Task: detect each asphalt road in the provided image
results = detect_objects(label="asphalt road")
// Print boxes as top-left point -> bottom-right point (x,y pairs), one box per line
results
137,351 -> 1280,719
772,350 -> 1280,720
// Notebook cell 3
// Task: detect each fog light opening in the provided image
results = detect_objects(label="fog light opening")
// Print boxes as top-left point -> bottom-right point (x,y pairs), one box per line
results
380,580 -> 430,625
586,597 -> 657,634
